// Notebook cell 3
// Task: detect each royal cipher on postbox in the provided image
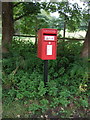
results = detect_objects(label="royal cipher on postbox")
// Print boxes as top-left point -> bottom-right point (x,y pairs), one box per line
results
37,28 -> 58,60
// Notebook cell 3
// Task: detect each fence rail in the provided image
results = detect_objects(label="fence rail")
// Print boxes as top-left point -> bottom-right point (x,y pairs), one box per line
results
14,34 -> 85,41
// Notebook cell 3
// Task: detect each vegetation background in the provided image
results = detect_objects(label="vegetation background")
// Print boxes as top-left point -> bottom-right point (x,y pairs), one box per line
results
2,1 -> 90,119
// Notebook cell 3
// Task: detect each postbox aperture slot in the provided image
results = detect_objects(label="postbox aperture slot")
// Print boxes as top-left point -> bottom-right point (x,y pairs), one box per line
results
43,33 -> 56,36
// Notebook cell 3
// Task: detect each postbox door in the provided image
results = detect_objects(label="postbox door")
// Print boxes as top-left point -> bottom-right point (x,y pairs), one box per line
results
42,41 -> 56,60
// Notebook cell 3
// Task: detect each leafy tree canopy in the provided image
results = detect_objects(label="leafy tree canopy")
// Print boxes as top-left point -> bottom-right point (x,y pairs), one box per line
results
13,1 -> 89,35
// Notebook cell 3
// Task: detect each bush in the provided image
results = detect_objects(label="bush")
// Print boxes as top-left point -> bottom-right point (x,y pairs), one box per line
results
2,39 -> 89,118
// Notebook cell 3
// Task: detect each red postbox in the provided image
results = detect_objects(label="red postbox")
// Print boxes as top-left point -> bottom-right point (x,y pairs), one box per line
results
37,28 -> 58,60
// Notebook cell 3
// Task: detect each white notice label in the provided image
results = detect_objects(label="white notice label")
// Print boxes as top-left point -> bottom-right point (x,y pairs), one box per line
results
47,45 -> 52,55
44,36 -> 54,40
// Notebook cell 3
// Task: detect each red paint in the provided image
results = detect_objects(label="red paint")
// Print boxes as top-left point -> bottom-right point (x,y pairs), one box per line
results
37,28 -> 58,60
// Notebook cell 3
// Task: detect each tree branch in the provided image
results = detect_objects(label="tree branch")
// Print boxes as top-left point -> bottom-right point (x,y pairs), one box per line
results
14,13 -> 27,22
58,10 -> 69,20
13,2 -> 22,7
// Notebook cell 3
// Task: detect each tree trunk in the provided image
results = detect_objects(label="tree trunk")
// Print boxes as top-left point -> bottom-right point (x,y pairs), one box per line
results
2,2 -> 14,53
63,18 -> 66,39
62,16 -> 66,50
81,21 -> 90,58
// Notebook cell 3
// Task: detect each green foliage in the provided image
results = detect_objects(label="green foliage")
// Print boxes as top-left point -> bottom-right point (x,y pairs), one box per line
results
47,80 -> 58,96
3,39 -> 89,118
28,99 -> 49,116
14,2 -> 89,35
3,100 -> 27,118
38,81 -> 47,97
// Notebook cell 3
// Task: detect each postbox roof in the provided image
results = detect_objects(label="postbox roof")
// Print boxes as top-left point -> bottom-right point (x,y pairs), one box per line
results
39,28 -> 57,34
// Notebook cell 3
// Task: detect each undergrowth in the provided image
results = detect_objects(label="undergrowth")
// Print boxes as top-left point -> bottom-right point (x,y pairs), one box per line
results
2,38 -> 89,118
